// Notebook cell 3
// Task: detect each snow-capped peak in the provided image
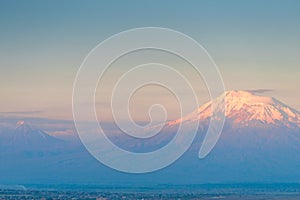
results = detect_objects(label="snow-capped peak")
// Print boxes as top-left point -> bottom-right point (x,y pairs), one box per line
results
16,120 -> 26,126
16,120 -> 32,130
11,120 -> 62,145
167,90 -> 300,128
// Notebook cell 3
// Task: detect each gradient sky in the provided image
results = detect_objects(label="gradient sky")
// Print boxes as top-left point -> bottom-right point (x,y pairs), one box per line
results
0,0 -> 299,122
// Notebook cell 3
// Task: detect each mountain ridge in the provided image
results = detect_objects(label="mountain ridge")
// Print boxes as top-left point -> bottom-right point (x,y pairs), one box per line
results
1,120 -> 64,150
167,90 -> 300,129
1,91 -> 300,184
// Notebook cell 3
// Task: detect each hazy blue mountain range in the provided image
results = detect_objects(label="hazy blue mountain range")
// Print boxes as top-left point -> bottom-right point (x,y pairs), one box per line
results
0,91 -> 300,185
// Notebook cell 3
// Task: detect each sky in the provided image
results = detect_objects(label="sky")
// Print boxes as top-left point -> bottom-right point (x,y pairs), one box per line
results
0,0 -> 299,122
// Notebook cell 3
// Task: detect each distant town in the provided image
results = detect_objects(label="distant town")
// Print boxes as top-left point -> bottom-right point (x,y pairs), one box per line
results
1,187 -> 300,200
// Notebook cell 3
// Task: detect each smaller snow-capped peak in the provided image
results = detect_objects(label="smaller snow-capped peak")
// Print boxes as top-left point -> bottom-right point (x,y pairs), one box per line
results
167,90 -> 300,128
16,120 -> 25,126
10,120 -> 63,146
15,120 -> 33,131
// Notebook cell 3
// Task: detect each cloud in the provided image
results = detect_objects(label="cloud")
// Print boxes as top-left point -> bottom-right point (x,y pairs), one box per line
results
246,89 -> 274,94
0,110 -> 43,115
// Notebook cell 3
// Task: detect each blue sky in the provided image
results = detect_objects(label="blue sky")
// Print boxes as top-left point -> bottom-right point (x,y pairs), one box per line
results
0,0 -> 299,120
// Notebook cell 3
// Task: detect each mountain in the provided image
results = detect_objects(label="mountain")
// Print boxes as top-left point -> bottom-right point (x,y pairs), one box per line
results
1,91 -> 300,185
14,121 -> 63,146
166,90 -> 300,129
0,121 -> 64,151
92,91 -> 300,183
110,90 -> 300,183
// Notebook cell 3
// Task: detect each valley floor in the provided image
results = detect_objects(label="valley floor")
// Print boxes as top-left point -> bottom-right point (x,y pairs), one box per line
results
1,184 -> 300,200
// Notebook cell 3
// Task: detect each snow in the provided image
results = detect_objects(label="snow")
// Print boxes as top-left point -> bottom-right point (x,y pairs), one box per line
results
167,90 -> 300,128
16,120 -> 25,126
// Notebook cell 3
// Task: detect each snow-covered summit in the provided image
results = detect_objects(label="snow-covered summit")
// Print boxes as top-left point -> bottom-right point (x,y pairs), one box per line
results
167,90 -> 300,128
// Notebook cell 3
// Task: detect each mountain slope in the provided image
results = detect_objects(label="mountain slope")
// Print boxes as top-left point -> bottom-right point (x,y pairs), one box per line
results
152,91 -> 300,183
1,91 -> 300,184
167,90 -> 300,129
1,121 -> 64,150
